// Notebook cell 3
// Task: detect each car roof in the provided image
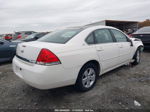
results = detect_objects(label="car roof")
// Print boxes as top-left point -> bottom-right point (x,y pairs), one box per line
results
69,25 -> 116,31
15,31 -> 35,33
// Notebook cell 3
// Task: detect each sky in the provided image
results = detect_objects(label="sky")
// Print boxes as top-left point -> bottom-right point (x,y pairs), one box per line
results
0,0 -> 150,34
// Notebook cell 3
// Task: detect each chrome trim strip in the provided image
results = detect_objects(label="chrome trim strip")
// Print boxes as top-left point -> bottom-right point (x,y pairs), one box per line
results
16,55 -> 36,64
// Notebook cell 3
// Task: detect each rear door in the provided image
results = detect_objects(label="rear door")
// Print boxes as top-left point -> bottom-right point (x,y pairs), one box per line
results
110,29 -> 133,64
93,29 -> 120,71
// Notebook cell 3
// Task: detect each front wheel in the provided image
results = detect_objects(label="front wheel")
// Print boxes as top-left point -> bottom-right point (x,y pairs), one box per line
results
75,63 -> 98,92
132,48 -> 141,65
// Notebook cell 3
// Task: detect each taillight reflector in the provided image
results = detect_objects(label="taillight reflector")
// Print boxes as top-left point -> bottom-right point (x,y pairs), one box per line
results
36,49 -> 61,65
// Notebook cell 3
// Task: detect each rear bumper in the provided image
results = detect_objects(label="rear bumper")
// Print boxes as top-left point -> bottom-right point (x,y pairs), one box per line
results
13,56 -> 79,89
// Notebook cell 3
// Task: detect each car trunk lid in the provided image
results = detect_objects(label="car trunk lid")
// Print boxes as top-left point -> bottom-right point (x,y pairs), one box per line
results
16,41 -> 65,62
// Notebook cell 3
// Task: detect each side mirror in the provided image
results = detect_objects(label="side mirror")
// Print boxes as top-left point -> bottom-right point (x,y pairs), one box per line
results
129,39 -> 133,46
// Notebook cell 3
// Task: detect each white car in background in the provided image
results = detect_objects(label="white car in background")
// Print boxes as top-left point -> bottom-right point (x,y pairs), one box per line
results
13,26 -> 143,91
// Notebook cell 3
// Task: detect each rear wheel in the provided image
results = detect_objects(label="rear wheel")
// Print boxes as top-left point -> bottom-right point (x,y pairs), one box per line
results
75,63 -> 98,92
132,48 -> 141,65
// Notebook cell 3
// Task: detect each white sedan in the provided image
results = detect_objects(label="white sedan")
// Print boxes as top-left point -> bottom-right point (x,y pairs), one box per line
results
13,26 -> 143,91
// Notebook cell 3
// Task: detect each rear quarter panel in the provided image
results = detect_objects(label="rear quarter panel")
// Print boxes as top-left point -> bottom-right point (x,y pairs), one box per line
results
57,45 -> 99,69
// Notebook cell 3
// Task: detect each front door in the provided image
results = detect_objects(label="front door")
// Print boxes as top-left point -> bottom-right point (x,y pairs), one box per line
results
110,29 -> 132,64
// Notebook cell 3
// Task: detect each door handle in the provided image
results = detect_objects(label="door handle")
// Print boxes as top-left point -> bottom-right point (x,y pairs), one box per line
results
97,47 -> 104,51
119,45 -> 123,48
97,49 -> 103,51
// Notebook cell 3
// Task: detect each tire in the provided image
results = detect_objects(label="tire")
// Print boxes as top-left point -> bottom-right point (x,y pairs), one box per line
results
75,63 -> 98,92
132,48 -> 141,65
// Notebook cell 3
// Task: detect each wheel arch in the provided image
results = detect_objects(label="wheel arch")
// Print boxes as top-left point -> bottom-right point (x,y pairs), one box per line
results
133,45 -> 143,59
79,60 -> 101,76
75,59 -> 101,91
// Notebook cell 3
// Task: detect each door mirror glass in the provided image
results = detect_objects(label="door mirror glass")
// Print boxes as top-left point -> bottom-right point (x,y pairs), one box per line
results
129,39 -> 133,46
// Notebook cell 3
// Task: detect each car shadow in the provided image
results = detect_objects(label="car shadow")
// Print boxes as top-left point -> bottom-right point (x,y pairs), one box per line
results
0,61 -> 11,66
23,65 -> 130,97
143,49 -> 150,53
15,63 -> 139,109
22,84 -> 80,106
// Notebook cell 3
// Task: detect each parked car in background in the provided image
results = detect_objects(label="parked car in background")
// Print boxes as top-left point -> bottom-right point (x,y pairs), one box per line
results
4,34 -> 13,41
13,32 -> 49,42
0,39 -> 18,63
13,26 -> 143,92
13,31 -> 36,40
131,26 -> 150,49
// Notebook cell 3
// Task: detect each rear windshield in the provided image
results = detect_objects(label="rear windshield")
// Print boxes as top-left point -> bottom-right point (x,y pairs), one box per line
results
25,33 -> 37,39
36,33 -> 48,38
38,28 -> 82,44
25,32 -> 34,35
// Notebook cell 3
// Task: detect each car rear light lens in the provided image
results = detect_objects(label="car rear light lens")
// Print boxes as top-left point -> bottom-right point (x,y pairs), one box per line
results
36,49 -> 61,65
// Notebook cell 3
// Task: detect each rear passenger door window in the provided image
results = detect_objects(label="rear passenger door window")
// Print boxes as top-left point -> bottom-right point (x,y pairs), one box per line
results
94,29 -> 114,44
86,33 -> 95,45
110,29 -> 128,42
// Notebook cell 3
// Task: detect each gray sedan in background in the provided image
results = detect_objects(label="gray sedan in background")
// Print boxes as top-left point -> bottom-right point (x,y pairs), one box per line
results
0,39 -> 18,63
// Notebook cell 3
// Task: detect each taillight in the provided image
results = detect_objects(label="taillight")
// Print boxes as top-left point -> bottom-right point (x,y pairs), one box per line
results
36,49 -> 61,65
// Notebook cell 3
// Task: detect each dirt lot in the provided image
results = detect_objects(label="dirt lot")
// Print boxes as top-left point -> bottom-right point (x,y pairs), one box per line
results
0,51 -> 150,112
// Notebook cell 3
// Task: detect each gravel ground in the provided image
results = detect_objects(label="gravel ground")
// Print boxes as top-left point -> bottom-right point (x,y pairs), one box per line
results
0,51 -> 150,112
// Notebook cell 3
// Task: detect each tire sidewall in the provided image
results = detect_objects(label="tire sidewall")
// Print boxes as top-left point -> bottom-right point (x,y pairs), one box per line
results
136,50 -> 141,64
75,63 -> 98,92
133,48 -> 141,65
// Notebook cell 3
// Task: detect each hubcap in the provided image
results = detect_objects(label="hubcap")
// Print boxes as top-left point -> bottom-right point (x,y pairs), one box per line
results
82,68 -> 96,88
137,51 -> 140,63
